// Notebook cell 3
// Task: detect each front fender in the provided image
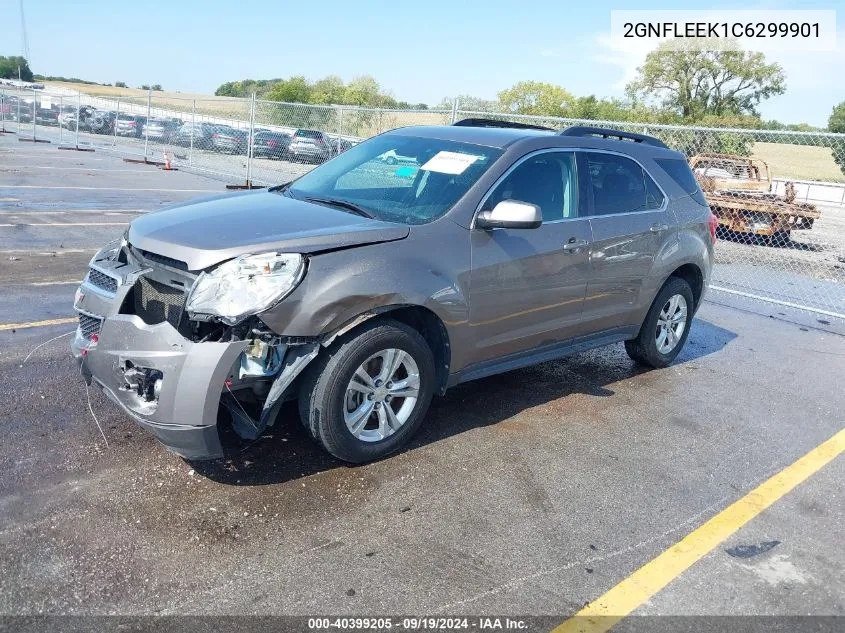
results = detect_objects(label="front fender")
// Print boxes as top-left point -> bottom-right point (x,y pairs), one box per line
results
258,221 -> 475,372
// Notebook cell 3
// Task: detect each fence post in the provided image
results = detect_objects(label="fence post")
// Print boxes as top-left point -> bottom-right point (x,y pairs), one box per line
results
189,99 -> 195,167
75,92 -> 80,147
337,106 -> 344,155
113,97 -> 120,147
245,92 -> 256,185
58,96 -> 63,143
450,98 -> 459,124
17,89 -> 22,134
31,88 -> 37,140
144,88 -> 151,159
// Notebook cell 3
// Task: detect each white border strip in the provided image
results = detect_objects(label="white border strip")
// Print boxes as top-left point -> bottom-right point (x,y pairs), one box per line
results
710,285 -> 845,320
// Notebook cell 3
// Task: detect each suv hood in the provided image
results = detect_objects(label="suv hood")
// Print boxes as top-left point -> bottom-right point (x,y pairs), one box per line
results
128,190 -> 410,271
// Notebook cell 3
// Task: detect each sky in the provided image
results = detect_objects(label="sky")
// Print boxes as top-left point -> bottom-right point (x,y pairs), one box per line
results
3,0 -> 843,127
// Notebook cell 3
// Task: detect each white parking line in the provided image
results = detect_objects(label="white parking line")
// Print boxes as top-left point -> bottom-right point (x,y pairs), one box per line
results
0,249 -> 97,255
25,166 -> 161,173
0,210 -> 144,215
29,280 -> 80,286
0,222 -> 129,227
0,185 -> 217,193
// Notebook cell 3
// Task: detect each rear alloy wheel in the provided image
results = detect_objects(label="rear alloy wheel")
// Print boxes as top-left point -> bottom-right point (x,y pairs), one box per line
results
299,319 -> 435,463
625,277 -> 694,368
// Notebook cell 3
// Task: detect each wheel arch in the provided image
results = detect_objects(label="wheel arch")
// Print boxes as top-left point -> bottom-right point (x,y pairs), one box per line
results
321,304 -> 452,395
667,263 -> 704,311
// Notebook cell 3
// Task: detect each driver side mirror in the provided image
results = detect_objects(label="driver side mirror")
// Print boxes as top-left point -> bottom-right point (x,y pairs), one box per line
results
476,200 -> 542,230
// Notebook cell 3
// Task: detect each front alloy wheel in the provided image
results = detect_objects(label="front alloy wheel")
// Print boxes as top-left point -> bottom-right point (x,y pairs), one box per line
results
344,349 -> 420,442
299,319 -> 435,463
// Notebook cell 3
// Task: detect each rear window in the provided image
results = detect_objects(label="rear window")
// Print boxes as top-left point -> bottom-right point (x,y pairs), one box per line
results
655,158 -> 707,206
295,130 -> 322,139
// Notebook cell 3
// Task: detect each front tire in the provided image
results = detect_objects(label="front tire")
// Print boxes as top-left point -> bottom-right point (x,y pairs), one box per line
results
298,319 -> 436,463
625,277 -> 694,369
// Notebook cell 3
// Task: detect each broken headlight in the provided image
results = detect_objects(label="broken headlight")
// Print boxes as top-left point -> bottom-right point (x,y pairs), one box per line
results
186,252 -> 305,325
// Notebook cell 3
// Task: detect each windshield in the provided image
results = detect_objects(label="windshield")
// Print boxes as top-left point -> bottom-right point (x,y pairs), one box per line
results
286,135 -> 501,225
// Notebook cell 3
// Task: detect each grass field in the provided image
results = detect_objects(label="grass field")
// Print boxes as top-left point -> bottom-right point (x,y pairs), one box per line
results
752,142 -> 844,183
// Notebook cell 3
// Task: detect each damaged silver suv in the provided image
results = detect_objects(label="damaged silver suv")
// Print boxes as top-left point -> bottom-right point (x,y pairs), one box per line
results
72,120 -> 715,463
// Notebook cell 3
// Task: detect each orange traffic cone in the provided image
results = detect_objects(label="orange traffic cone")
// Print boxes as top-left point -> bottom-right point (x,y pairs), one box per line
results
162,151 -> 173,170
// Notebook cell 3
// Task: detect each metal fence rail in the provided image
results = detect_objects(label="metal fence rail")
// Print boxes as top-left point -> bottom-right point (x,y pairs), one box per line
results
2,85 -> 844,319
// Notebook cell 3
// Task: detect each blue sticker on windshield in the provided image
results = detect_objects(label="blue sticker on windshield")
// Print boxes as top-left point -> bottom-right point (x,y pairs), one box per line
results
395,166 -> 417,177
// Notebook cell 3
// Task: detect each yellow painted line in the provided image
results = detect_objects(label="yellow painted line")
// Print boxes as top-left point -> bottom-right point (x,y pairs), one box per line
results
0,317 -> 77,331
554,426 -> 845,633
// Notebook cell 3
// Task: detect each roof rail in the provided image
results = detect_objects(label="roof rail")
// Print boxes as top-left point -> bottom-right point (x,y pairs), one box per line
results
453,117 -> 555,131
559,126 -> 669,149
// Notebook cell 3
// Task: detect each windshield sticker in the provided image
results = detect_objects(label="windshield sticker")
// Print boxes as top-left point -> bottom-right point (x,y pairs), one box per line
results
420,151 -> 481,175
395,166 -> 418,177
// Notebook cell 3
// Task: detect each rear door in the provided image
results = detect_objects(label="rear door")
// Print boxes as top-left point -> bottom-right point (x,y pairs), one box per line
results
468,150 -> 593,365
579,151 -> 672,329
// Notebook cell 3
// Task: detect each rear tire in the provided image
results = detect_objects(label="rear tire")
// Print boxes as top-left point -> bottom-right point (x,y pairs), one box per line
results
625,277 -> 694,369
298,319 -> 436,463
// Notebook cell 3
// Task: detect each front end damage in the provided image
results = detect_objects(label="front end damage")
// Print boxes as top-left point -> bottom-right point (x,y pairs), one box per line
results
71,240 -> 319,460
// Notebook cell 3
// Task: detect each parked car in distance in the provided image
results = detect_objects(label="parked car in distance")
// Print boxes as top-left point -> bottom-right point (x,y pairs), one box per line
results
34,107 -> 60,126
287,128 -> 341,163
115,114 -> 147,138
252,130 -> 292,160
72,121 -> 714,465
211,127 -> 250,154
143,118 -> 182,142
173,122 -> 230,149
61,106 -> 96,131
88,110 -> 117,134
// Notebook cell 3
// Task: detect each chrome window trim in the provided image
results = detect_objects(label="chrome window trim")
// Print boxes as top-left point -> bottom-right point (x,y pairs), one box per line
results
471,147 -> 668,229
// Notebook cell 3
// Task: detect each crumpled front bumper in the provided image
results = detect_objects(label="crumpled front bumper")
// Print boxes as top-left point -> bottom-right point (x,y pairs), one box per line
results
72,316 -> 247,460
71,252 -> 249,460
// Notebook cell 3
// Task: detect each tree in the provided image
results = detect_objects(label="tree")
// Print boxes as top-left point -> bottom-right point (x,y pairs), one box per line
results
115,81 -> 127,88
343,75 -> 385,106
151,84 -> 162,91
139,84 -> 150,90
829,101 -> 845,177
310,75 -> 345,104
0,56 -> 34,81
626,42 -> 785,121
264,76 -> 312,103
438,94 -> 499,112
498,81 -> 575,117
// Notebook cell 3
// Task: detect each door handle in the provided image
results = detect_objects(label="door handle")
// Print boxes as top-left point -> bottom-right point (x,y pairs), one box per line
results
562,237 -> 588,252
650,223 -> 670,233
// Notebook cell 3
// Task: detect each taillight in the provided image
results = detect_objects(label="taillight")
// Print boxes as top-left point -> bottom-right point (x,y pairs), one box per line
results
129,121 -> 136,127
708,212 -> 718,245
268,140 -> 277,148
212,133 -> 218,139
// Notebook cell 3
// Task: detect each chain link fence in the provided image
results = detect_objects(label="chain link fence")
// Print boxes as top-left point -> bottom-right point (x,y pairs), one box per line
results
2,84 -> 843,319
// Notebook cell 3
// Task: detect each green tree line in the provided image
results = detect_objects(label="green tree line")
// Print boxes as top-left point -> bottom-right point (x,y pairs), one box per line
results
0,56 -> 34,81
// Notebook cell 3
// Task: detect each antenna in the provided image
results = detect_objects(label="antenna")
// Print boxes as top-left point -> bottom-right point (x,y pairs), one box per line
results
20,0 -> 30,63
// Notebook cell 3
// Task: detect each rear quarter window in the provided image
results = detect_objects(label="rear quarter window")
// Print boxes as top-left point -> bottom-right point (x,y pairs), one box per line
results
654,158 -> 707,206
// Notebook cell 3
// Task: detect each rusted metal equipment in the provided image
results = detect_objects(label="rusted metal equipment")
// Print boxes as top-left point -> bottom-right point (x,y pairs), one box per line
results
689,153 -> 820,243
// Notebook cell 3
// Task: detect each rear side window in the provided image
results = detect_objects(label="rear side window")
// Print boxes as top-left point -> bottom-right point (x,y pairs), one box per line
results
296,130 -> 322,139
654,158 -> 707,205
586,153 -> 662,215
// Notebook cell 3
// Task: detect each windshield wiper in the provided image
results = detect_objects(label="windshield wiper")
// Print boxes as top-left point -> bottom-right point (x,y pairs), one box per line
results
268,181 -> 293,193
302,196 -> 375,218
